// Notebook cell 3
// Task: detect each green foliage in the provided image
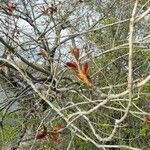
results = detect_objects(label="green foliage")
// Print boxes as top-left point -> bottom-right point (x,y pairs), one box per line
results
140,125 -> 149,137
0,113 -> 19,144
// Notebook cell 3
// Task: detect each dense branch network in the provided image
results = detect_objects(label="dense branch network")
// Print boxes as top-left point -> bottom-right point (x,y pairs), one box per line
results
0,0 -> 149,150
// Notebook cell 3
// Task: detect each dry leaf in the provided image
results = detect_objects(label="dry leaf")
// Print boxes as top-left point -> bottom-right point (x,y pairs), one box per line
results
66,47 -> 93,87
75,69 -> 93,88
69,47 -> 80,60
48,133 -> 60,144
41,6 -> 49,15
48,7 -> 57,14
41,5 -> 57,15
53,123 -> 62,132
48,123 -> 62,144
36,125 -> 47,140
144,116 -> 150,125
81,63 -> 88,75
36,130 -> 46,139
6,2 -> 16,12
66,61 -> 77,70
37,49 -> 48,59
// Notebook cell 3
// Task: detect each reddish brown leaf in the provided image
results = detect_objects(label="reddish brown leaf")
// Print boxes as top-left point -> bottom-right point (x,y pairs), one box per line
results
66,61 -> 77,70
37,49 -> 48,59
36,125 -> 47,140
144,116 -> 150,125
75,71 -> 85,81
81,63 -> 88,75
41,5 -> 57,15
75,70 -> 93,88
69,48 -> 80,60
85,75 -> 93,88
53,123 -> 62,132
48,133 -> 60,144
41,6 -> 49,15
48,123 -> 62,144
6,2 -> 16,12
48,7 -> 57,14
36,130 -> 46,139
